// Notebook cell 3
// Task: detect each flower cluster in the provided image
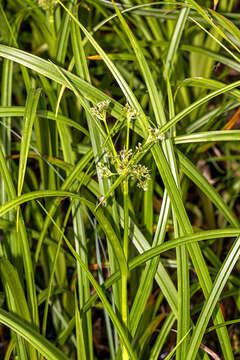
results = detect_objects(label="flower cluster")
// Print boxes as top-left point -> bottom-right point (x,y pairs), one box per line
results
113,149 -> 133,176
92,101 -> 150,191
97,162 -> 113,178
146,127 -> 165,144
124,103 -> 138,121
98,147 -> 150,191
38,0 -> 57,10
90,100 -> 110,121
132,164 -> 150,191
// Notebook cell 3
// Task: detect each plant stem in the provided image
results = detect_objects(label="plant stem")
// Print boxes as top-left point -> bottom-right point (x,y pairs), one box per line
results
122,178 -> 129,360
103,119 -> 117,158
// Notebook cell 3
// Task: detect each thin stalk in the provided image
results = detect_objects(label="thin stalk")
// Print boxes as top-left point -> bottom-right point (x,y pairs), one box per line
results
121,270 -> 129,360
126,119 -> 130,151
38,201 -> 136,360
103,118 -> 118,158
95,226 -> 115,359
41,199 -> 72,337
47,7 -> 56,40
122,111 -> 130,359
123,180 -> 129,263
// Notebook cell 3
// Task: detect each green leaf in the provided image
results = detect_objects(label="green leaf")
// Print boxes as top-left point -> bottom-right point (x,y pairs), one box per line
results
186,236 -> 240,359
0,44 -> 124,119
175,130 -> 240,144
0,257 -> 36,360
37,201 -> 137,360
161,79 -> 240,133
0,308 -> 69,360
178,150 -> 239,228
83,228 -> 240,312
0,190 -> 81,218
18,88 -> 41,196
208,9 -> 240,46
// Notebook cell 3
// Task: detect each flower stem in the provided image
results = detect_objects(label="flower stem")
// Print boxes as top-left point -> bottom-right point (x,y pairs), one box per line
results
103,119 -> 117,158
123,180 -> 129,261
122,179 -> 129,360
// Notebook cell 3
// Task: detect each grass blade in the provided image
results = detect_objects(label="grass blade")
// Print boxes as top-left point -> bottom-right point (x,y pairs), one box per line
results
186,236 -> 240,359
18,88 -> 41,197
0,309 -> 69,360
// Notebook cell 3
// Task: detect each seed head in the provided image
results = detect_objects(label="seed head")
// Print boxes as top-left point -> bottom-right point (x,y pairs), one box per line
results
135,142 -> 147,154
132,164 -> 151,191
38,0 -> 57,10
97,145 -> 151,191
90,100 -> 111,121
146,127 -> 165,144
124,103 -> 138,121
97,162 -> 113,177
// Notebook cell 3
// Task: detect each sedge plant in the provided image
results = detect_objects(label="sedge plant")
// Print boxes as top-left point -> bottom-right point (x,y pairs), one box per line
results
0,0 -> 240,359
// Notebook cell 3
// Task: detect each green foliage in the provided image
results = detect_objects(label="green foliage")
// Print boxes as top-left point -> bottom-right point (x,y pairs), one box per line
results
0,1 -> 240,359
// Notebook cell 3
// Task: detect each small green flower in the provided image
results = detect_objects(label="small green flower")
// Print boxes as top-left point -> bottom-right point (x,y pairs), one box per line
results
97,162 -> 113,177
119,149 -> 133,163
124,103 -> 138,121
97,100 -> 111,112
146,127 -> 165,144
90,100 -> 111,121
112,149 -> 133,176
97,143 -> 150,191
104,147 -> 112,159
135,142 -> 147,155
132,164 -> 150,191
38,0 -> 57,11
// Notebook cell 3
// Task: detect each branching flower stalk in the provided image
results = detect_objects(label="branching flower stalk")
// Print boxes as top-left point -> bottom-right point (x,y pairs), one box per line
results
122,177 -> 129,360
90,101 -> 164,359
91,101 -> 130,358
121,104 -> 138,360
90,100 -> 117,158
122,104 -> 138,262
38,0 -> 57,38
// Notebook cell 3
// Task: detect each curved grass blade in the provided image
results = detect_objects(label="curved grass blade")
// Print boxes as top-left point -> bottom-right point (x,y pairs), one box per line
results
208,9 -> 240,46
82,228 -> 240,312
0,190 -> 81,218
161,79 -> 240,134
186,100 -> 238,134
206,319 -> 240,334
178,150 -> 239,228
18,88 -> 41,197
187,0 -> 240,56
0,309 -> 69,360
130,229 -> 240,270
186,236 -> 240,360
178,77 -> 240,100
0,144 -> 39,328
37,201 -> 137,360
0,45 -> 124,119
0,258 -> 37,360
175,130 -> 240,144
181,45 -> 240,73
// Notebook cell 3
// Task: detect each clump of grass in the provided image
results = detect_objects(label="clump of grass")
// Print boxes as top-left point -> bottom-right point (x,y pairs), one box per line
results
0,0 -> 240,359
